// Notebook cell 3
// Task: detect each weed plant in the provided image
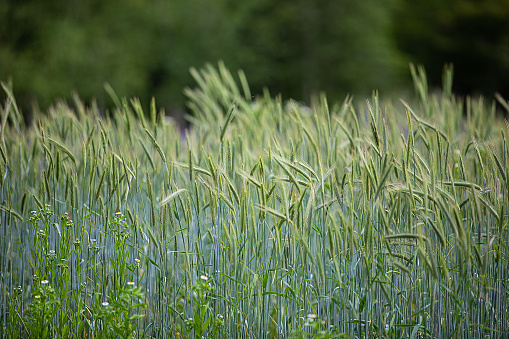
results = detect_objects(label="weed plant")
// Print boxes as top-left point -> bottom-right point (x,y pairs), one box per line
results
0,63 -> 508,338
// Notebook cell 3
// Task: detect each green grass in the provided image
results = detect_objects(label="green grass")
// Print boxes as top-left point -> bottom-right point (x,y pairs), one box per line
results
1,63 -> 508,338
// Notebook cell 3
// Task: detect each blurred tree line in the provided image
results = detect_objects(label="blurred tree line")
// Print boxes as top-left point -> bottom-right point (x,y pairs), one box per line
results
393,0 -> 509,97
1,0 -> 508,117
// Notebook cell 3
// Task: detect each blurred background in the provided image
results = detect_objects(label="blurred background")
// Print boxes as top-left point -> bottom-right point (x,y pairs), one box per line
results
1,0 -> 508,120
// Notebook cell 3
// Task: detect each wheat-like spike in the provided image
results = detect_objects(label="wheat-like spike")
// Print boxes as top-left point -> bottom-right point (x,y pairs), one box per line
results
144,127 -> 166,164
158,189 -> 186,208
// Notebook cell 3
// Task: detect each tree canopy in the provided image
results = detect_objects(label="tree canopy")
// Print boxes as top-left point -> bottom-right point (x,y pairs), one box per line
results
1,0 -> 508,114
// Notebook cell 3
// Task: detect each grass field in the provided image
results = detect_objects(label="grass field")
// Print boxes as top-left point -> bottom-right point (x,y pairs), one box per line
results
1,63 -> 508,338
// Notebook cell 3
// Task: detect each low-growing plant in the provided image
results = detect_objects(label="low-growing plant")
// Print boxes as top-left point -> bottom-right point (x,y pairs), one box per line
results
180,275 -> 224,338
25,280 -> 59,338
96,282 -> 146,339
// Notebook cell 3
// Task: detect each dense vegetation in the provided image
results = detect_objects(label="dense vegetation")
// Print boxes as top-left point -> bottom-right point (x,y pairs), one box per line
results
2,0 -> 509,112
1,64 -> 508,337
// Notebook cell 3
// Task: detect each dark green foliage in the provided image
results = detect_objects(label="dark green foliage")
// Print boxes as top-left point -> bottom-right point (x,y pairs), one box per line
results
1,0 -> 508,119
1,0 -> 405,113
392,0 -> 509,96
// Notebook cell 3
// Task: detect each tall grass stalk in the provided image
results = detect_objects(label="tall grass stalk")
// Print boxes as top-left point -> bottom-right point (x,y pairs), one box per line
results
0,64 -> 508,338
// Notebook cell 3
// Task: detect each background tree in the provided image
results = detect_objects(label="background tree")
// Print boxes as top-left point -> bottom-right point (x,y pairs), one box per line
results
1,0 -> 507,118
392,0 -> 509,96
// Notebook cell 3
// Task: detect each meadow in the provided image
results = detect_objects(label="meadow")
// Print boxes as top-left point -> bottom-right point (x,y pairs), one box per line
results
0,63 -> 508,338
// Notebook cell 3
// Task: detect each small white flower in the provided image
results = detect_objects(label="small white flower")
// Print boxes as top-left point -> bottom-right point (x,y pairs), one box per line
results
307,313 -> 317,321
200,275 -> 208,281
127,281 -> 135,286
34,295 -> 41,299
41,280 -> 49,285
102,301 -> 109,307
135,258 -> 141,263
49,250 -> 55,254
